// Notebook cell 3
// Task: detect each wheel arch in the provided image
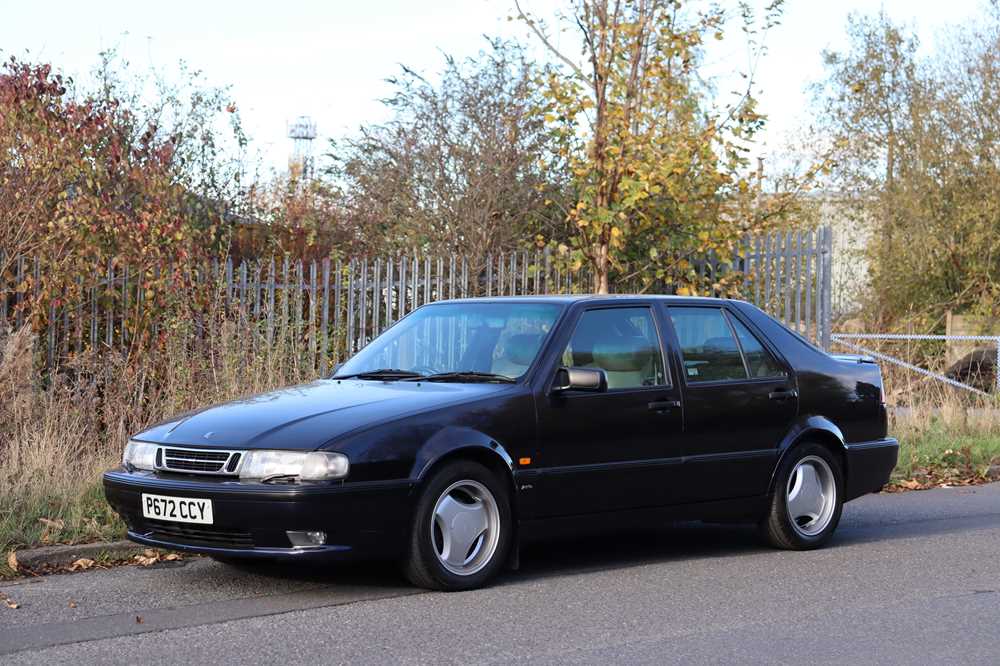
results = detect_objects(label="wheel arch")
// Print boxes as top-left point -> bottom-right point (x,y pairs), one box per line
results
411,427 -> 517,509
768,416 -> 847,495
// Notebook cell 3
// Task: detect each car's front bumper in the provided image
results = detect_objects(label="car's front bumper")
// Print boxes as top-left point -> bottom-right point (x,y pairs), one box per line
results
844,437 -> 899,501
103,469 -> 415,560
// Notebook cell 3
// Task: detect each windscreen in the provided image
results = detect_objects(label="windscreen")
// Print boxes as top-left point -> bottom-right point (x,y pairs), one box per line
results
335,302 -> 563,380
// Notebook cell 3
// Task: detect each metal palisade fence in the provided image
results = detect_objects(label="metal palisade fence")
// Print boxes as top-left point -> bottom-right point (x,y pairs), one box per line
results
0,227 -> 833,371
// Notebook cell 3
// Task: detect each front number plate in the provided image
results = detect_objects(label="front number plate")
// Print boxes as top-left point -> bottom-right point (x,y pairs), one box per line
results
141,493 -> 214,525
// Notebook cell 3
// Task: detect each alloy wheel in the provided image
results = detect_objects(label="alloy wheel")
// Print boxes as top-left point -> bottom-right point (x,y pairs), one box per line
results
785,455 -> 837,537
430,479 -> 501,576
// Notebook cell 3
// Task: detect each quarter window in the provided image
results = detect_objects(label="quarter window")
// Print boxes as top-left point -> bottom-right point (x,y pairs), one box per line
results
560,308 -> 667,390
728,315 -> 785,378
668,307 -> 747,382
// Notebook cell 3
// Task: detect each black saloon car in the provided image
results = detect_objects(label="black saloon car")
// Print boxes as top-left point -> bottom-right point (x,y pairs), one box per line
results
104,296 -> 898,590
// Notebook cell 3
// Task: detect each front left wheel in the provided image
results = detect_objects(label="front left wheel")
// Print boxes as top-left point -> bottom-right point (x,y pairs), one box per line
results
404,460 -> 512,591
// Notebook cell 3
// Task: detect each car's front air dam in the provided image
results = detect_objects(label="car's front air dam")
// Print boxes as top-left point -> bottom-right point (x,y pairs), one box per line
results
103,470 -> 415,560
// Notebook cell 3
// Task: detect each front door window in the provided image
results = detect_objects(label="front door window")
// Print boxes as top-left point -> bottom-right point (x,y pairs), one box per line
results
560,307 -> 666,389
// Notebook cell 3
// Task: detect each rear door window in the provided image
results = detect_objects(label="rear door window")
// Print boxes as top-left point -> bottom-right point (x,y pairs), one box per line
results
667,307 -> 747,382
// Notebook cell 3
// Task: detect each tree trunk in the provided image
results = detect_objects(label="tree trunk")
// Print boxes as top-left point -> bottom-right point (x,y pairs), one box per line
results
594,242 -> 610,294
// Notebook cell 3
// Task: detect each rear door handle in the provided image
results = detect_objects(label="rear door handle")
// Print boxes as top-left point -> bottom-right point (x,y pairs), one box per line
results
648,399 -> 681,412
768,389 -> 798,401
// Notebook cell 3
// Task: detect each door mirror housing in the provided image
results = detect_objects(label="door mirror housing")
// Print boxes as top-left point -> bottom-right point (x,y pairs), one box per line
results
552,366 -> 607,393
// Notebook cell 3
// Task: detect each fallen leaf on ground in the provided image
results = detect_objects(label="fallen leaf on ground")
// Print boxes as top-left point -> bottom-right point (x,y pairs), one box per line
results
1,592 -> 19,609
6,551 -> 18,572
133,550 -> 160,566
37,517 -> 65,530
69,558 -> 95,571
135,615 -> 143,624
68,599 -> 78,608
162,553 -> 181,561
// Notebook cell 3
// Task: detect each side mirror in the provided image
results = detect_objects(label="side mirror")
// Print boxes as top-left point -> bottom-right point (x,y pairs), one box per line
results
552,366 -> 607,393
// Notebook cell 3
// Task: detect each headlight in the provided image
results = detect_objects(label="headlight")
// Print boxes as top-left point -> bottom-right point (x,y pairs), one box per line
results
239,450 -> 349,481
123,440 -> 158,471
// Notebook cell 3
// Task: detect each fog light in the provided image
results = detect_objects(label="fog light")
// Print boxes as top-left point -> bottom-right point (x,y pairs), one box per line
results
287,530 -> 327,547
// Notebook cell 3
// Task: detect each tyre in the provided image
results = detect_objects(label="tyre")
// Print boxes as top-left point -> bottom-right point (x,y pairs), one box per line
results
760,442 -> 843,550
404,460 -> 512,591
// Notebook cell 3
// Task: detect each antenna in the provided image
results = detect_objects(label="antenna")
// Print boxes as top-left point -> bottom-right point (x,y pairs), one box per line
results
287,115 -> 317,180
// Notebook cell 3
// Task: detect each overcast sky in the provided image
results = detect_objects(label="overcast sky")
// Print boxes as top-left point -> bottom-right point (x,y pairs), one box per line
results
0,0 -> 986,174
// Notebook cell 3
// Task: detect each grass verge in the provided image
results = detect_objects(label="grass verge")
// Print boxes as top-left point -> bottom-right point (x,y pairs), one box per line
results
0,481 -> 125,579
1,320 -> 315,579
890,430 -> 1000,490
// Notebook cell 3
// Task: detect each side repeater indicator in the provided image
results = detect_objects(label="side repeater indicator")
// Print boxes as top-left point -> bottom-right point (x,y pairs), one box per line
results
518,457 -> 532,466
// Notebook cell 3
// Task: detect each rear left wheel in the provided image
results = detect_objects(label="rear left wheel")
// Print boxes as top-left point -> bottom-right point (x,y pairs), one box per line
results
760,442 -> 843,550
404,460 -> 511,591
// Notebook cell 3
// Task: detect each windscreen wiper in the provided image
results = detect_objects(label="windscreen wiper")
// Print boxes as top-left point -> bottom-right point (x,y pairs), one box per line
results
405,371 -> 516,384
334,368 -> 426,380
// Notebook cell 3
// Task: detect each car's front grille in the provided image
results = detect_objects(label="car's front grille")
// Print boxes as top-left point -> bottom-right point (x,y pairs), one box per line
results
159,447 -> 241,476
143,522 -> 254,549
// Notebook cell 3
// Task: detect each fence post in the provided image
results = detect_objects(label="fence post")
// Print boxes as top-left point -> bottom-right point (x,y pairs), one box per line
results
793,231 -> 802,332
821,226 -> 834,350
359,258 -> 368,348
804,231 -> 813,338
995,337 -> 1000,393
0,251 -> 7,323
383,258 -> 393,327
346,259 -> 355,355
412,254 -> 420,308
334,259 -> 343,359
105,259 -> 114,349
321,258 -> 330,371
372,257 -> 382,337
309,261 -> 318,371
267,258 -> 276,348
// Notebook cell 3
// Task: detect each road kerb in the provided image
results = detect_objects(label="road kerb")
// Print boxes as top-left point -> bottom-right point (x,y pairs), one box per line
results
11,541 -> 147,572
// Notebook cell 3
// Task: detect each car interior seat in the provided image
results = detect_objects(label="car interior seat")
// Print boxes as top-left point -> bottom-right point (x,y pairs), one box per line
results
693,336 -> 746,381
491,333 -> 544,378
590,338 -> 657,389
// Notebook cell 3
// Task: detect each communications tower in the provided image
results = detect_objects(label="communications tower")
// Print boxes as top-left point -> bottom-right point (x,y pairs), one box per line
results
287,115 -> 317,180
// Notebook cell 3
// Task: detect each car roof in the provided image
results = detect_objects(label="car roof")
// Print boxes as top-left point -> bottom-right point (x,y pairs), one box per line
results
423,294 -> 748,306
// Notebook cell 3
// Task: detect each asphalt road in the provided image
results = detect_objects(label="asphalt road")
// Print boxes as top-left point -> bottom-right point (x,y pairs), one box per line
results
3,483 -> 1000,665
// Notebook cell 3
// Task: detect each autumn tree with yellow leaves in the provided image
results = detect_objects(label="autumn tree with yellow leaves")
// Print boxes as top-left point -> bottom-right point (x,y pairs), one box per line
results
517,0 -> 811,294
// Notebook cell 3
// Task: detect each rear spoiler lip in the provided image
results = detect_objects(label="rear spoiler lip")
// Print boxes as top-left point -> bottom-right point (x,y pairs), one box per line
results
831,353 -> 878,365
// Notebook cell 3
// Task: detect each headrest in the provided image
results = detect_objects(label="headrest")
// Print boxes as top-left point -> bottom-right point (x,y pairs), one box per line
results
505,334 -> 544,366
592,339 -> 655,372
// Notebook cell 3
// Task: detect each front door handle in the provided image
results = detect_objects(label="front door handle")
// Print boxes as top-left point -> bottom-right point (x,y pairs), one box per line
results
768,389 -> 799,401
648,399 -> 681,412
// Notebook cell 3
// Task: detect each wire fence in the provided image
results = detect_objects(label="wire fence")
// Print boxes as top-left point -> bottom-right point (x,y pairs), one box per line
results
832,333 -> 1000,396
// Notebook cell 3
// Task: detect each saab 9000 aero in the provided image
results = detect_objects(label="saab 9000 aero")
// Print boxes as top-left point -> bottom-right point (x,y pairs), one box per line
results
104,296 -> 898,590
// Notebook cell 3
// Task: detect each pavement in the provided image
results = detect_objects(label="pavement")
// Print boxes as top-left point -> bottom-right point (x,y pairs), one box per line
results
2,483 -> 999,665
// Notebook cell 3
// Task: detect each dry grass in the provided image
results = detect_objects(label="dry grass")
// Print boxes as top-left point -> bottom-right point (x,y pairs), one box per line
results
889,395 -> 1000,486
0,315 -> 319,577
879,357 -> 1000,484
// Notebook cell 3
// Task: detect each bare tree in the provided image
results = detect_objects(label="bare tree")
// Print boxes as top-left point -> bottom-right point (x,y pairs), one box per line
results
324,39 -> 566,265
